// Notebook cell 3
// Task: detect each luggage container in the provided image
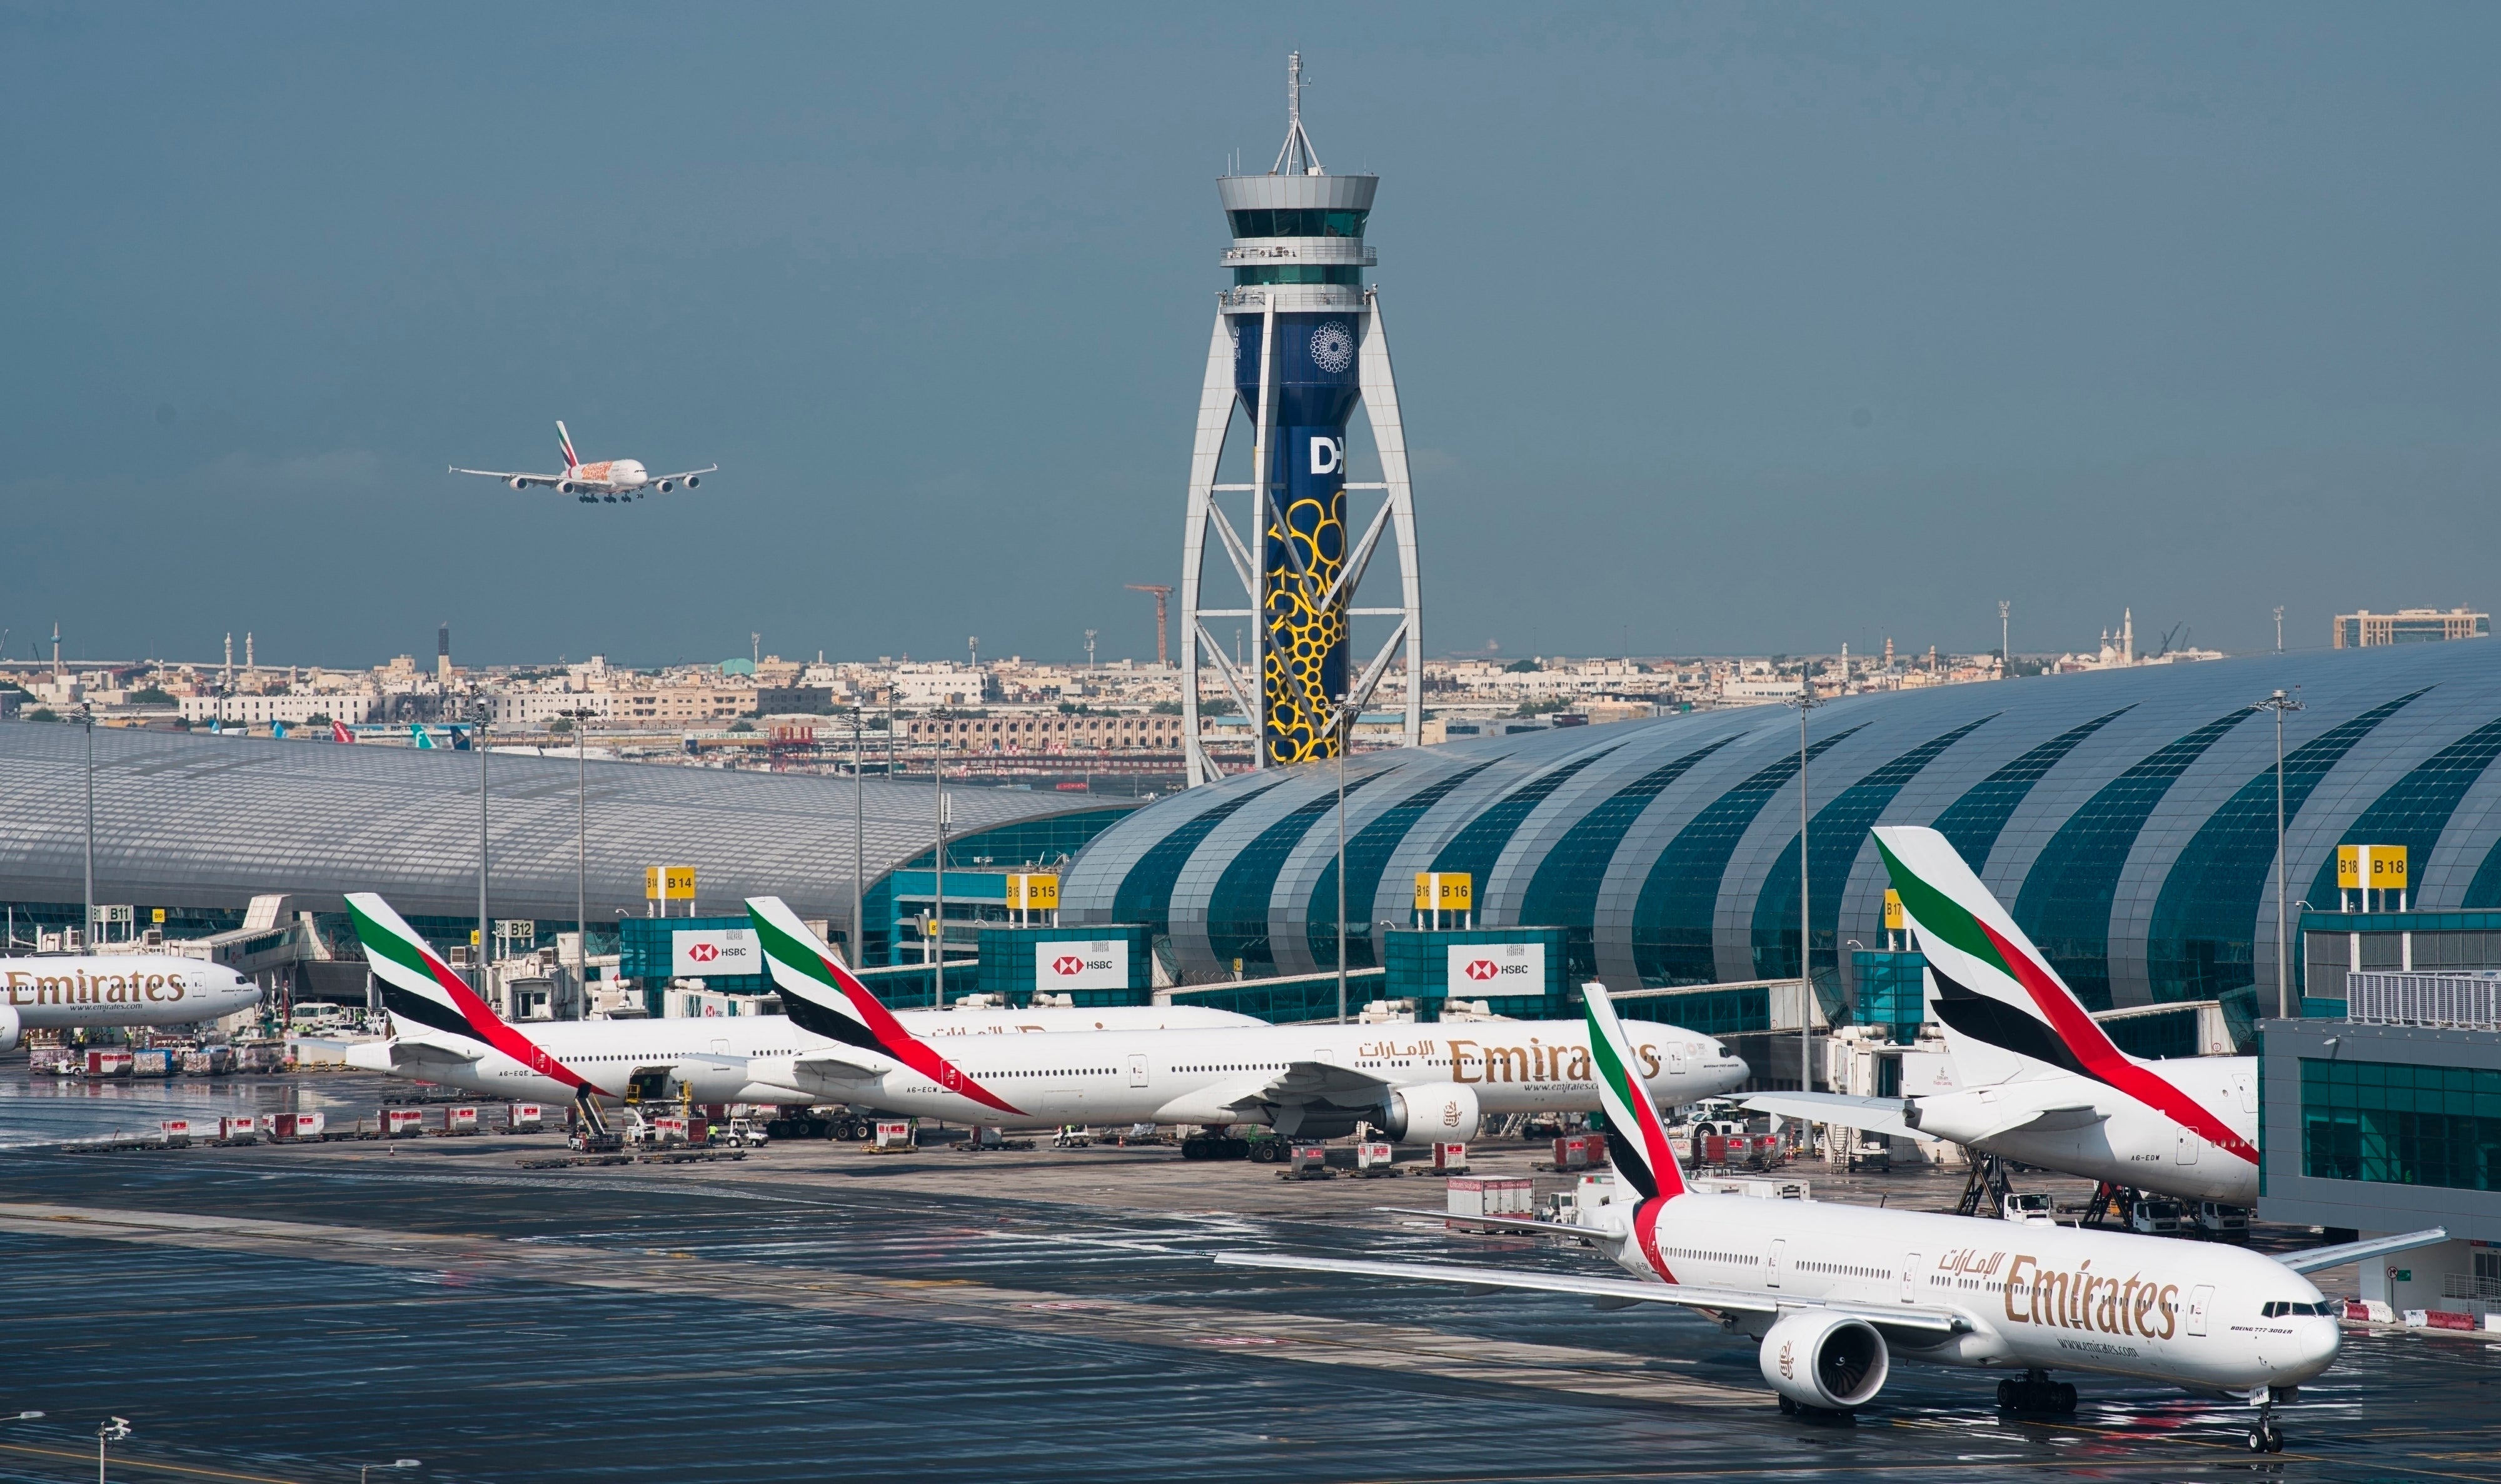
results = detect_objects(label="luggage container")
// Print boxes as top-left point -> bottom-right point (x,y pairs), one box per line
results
1282,1143 -> 1329,1175
382,1108 -> 425,1138
1446,1175 -> 1534,1226
218,1115 -> 261,1144
271,1111 -> 326,1141
1354,1139 -> 1396,1171
648,1115 -> 688,1146
158,1118 -> 197,1148
685,1115 -> 713,1147
1551,1133 -> 1601,1170
440,1106 -> 479,1136
129,1048 -> 177,1078
873,1120 -> 913,1150
236,1045 -> 284,1074
503,1103 -> 545,1134
1429,1141 -> 1469,1173
85,1050 -> 134,1078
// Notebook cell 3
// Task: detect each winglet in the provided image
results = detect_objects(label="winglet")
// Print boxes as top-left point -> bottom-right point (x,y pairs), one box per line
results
744,896 -> 1024,1117
1583,984 -> 1686,1201
343,892 -> 597,1095
556,419 -> 580,472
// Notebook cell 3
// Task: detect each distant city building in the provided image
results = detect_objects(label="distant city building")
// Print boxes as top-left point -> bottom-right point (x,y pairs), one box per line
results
2335,608 -> 2489,648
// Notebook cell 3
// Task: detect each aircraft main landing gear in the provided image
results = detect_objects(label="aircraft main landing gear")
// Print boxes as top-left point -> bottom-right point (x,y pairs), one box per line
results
1996,1370 -> 2076,1414
2246,1390 -> 2285,1453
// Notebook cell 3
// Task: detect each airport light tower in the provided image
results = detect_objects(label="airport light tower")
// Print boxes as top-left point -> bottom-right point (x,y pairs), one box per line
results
1179,53 -> 1423,785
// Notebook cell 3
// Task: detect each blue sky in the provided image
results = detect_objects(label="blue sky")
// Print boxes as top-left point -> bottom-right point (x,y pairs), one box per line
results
4,4 -> 2495,668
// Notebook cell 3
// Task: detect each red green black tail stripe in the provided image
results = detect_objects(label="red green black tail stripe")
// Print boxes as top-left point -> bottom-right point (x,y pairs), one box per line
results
1873,834 -> 2256,1165
345,894 -> 599,1095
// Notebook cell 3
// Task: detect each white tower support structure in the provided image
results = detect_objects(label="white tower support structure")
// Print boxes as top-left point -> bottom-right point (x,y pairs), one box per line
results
1178,54 -> 1422,787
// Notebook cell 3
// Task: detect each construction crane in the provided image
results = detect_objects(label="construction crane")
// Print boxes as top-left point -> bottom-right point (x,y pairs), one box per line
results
1127,584 -> 1174,668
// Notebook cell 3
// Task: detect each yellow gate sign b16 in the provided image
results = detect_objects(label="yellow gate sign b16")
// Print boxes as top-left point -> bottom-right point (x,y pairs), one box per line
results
2336,845 -> 2406,891
645,865 -> 698,901
1415,872 -> 1472,913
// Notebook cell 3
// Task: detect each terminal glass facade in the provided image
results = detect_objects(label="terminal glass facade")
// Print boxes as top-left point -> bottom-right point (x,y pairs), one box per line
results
2301,1056 -> 2501,1192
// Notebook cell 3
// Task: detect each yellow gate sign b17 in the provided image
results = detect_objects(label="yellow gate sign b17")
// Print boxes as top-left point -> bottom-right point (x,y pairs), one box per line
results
645,865 -> 698,901
1883,889 -> 1905,931
2336,845 -> 2406,891
1415,872 -> 1472,913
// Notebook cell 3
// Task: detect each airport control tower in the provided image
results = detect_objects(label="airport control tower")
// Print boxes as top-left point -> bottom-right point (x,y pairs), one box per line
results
1179,54 -> 1422,785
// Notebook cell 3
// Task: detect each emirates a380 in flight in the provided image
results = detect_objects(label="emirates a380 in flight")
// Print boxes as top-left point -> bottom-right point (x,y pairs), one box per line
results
451,421 -> 715,504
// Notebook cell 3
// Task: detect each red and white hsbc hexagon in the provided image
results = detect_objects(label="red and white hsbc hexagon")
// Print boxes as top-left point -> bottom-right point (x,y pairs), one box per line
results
1445,941 -> 1544,995
670,928 -> 759,977
1036,940 -> 1129,991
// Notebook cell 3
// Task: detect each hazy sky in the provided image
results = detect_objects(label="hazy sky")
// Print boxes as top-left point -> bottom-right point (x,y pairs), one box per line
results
5,5 -> 2495,669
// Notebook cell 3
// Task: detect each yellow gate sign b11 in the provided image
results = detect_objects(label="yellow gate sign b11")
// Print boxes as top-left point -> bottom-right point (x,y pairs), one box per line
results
1005,873 -> 1060,911
2336,845 -> 2406,891
1415,872 -> 1472,913
645,865 -> 698,901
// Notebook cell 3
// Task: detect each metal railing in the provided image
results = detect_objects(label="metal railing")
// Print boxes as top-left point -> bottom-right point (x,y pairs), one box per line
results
2346,970 -> 2501,1030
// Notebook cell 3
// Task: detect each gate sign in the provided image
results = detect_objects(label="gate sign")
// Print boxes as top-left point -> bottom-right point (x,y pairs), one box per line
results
1414,872 -> 1472,913
671,926 -> 758,977
1006,873 -> 1060,911
1447,941 -> 1544,995
2336,844 -> 2407,892
1037,939 -> 1127,991
645,865 -> 698,902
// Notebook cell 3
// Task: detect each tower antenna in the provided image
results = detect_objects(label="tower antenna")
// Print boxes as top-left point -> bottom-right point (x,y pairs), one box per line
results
1272,51 -> 1324,175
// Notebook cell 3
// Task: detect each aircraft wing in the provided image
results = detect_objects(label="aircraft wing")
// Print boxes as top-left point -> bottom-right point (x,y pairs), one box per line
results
449,467 -> 564,487
1214,1251 -> 1967,1335
1205,1059 -> 1396,1115
647,465 -> 718,486
2275,1226 -> 2448,1276
1740,1091 -> 1935,1142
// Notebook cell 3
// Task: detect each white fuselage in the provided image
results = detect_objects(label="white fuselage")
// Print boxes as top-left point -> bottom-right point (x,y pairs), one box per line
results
1594,1191 -> 2337,1391
564,458 -> 648,492
381,1014 -> 1750,1128
1,955 -> 259,1034
1913,1058 -> 2261,1206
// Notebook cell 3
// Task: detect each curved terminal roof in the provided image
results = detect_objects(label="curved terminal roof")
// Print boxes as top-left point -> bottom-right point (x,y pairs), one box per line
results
0,723 -> 1118,929
1064,640 -> 2501,1011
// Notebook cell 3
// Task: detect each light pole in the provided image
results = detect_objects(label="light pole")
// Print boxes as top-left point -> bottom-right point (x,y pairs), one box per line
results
563,707 -> 596,1015
1335,690 -> 1350,1025
358,1460 -> 423,1484
474,689 -> 488,990
97,1416 -> 130,1483
1785,678 -> 1824,1096
2258,688 -> 2305,1019
83,716 -> 94,950
850,706 -> 865,970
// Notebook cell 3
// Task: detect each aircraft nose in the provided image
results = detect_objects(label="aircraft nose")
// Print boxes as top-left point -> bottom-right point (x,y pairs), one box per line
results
2294,1317 -> 2342,1379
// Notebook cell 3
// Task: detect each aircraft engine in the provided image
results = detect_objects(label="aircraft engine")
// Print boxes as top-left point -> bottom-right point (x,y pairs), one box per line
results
507,476 -> 530,491
655,479 -> 674,494
556,480 -> 576,494
683,474 -> 701,488
1377,1081 -> 1481,1142
1758,1311 -> 1890,1412
0,1002 -> 19,1053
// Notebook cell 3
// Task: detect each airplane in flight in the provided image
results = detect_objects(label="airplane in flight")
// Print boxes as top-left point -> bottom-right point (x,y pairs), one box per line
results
1739,826 -> 2260,1210
1,953 -> 260,1046
340,892 -> 1749,1145
1218,981 -> 2445,1453
450,421 -> 715,504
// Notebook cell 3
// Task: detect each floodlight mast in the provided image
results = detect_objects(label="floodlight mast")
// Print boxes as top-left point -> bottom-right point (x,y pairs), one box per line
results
1179,53 -> 1422,786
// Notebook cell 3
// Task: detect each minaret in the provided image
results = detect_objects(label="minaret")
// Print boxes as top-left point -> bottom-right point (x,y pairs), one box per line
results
2123,608 -> 2135,665
438,622 -> 453,684
244,631 -> 254,669
223,632 -> 233,691
1178,53 -> 1423,783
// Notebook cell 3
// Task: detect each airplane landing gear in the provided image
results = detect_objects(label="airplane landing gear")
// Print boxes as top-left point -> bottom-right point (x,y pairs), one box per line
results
2246,1390 -> 2285,1452
1996,1370 -> 2076,1414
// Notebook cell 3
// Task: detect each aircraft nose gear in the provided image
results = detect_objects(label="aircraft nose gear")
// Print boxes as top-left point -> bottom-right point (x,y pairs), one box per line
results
1995,1370 -> 2076,1414
2246,1388 -> 2287,1453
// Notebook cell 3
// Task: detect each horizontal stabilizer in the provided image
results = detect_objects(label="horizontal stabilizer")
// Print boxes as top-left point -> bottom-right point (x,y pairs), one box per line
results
1376,1207 -> 1609,1240
1740,1091 -> 1934,1142
2277,1226 -> 2448,1276
1970,1104 -> 2108,1145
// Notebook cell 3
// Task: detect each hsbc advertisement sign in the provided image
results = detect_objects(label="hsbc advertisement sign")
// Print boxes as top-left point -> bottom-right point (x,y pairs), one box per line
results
1037,940 -> 1128,991
672,927 -> 760,977
1447,942 -> 1544,996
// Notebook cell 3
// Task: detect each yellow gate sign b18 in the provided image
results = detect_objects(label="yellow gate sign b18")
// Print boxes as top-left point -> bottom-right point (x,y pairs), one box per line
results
2335,845 -> 2406,891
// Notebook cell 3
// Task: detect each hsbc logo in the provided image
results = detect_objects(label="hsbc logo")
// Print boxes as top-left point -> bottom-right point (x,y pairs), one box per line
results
1050,956 -> 1089,977
1039,940 -> 1127,990
1464,959 -> 1499,981
1309,436 -> 1343,475
687,943 -> 720,964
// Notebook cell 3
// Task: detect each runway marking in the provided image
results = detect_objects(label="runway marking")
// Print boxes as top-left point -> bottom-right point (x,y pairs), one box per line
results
0,1439 -> 308,1483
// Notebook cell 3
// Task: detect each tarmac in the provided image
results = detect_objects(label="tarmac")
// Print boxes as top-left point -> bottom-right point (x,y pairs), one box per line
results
2,1067 -> 2498,1483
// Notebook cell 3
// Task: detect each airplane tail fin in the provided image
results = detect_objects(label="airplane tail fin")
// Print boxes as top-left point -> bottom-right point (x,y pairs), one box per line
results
331,719 -> 355,744
343,892 -> 592,1093
556,420 -> 580,472
410,724 -> 435,750
1582,984 -> 1687,1201
745,896 -> 1022,1116
1873,825 -> 2123,1086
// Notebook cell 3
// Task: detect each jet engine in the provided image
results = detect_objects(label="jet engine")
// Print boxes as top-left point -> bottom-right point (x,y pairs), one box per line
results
507,476 -> 530,491
556,480 -> 575,494
0,1001 -> 19,1053
655,479 -> 674,494
683,474 -> 701,488
1378,1082 -> 1482,1143
1758,1311 -> 1890,1413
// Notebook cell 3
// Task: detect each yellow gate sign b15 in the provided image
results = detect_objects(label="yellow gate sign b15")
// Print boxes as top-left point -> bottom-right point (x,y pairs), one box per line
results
2336,845 -> 2406,891
1005,873 -> 1060,911
1414,872 -> 1472,913
645,865 -> 698,901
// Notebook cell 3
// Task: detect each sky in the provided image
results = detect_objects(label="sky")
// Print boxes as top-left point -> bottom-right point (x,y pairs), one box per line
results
4,4 -> 2497,669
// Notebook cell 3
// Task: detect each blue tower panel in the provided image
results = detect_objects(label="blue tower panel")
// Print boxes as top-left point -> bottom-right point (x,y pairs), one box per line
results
1235,316 -> 1359,766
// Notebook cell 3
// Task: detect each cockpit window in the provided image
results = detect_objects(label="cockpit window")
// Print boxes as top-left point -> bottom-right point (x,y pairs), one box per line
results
2261,1300 -> 2332,1317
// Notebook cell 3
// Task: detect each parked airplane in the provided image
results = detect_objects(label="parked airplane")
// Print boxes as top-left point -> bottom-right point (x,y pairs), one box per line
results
1,955 -> 260,1046
1219,983 -> 2443,1452
339,892 -> 1271,1095
1740,827 -> 2260,1208
732,896 -> 1748,1143
340,892 -> 1749,1141
451,421 -> 715,504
